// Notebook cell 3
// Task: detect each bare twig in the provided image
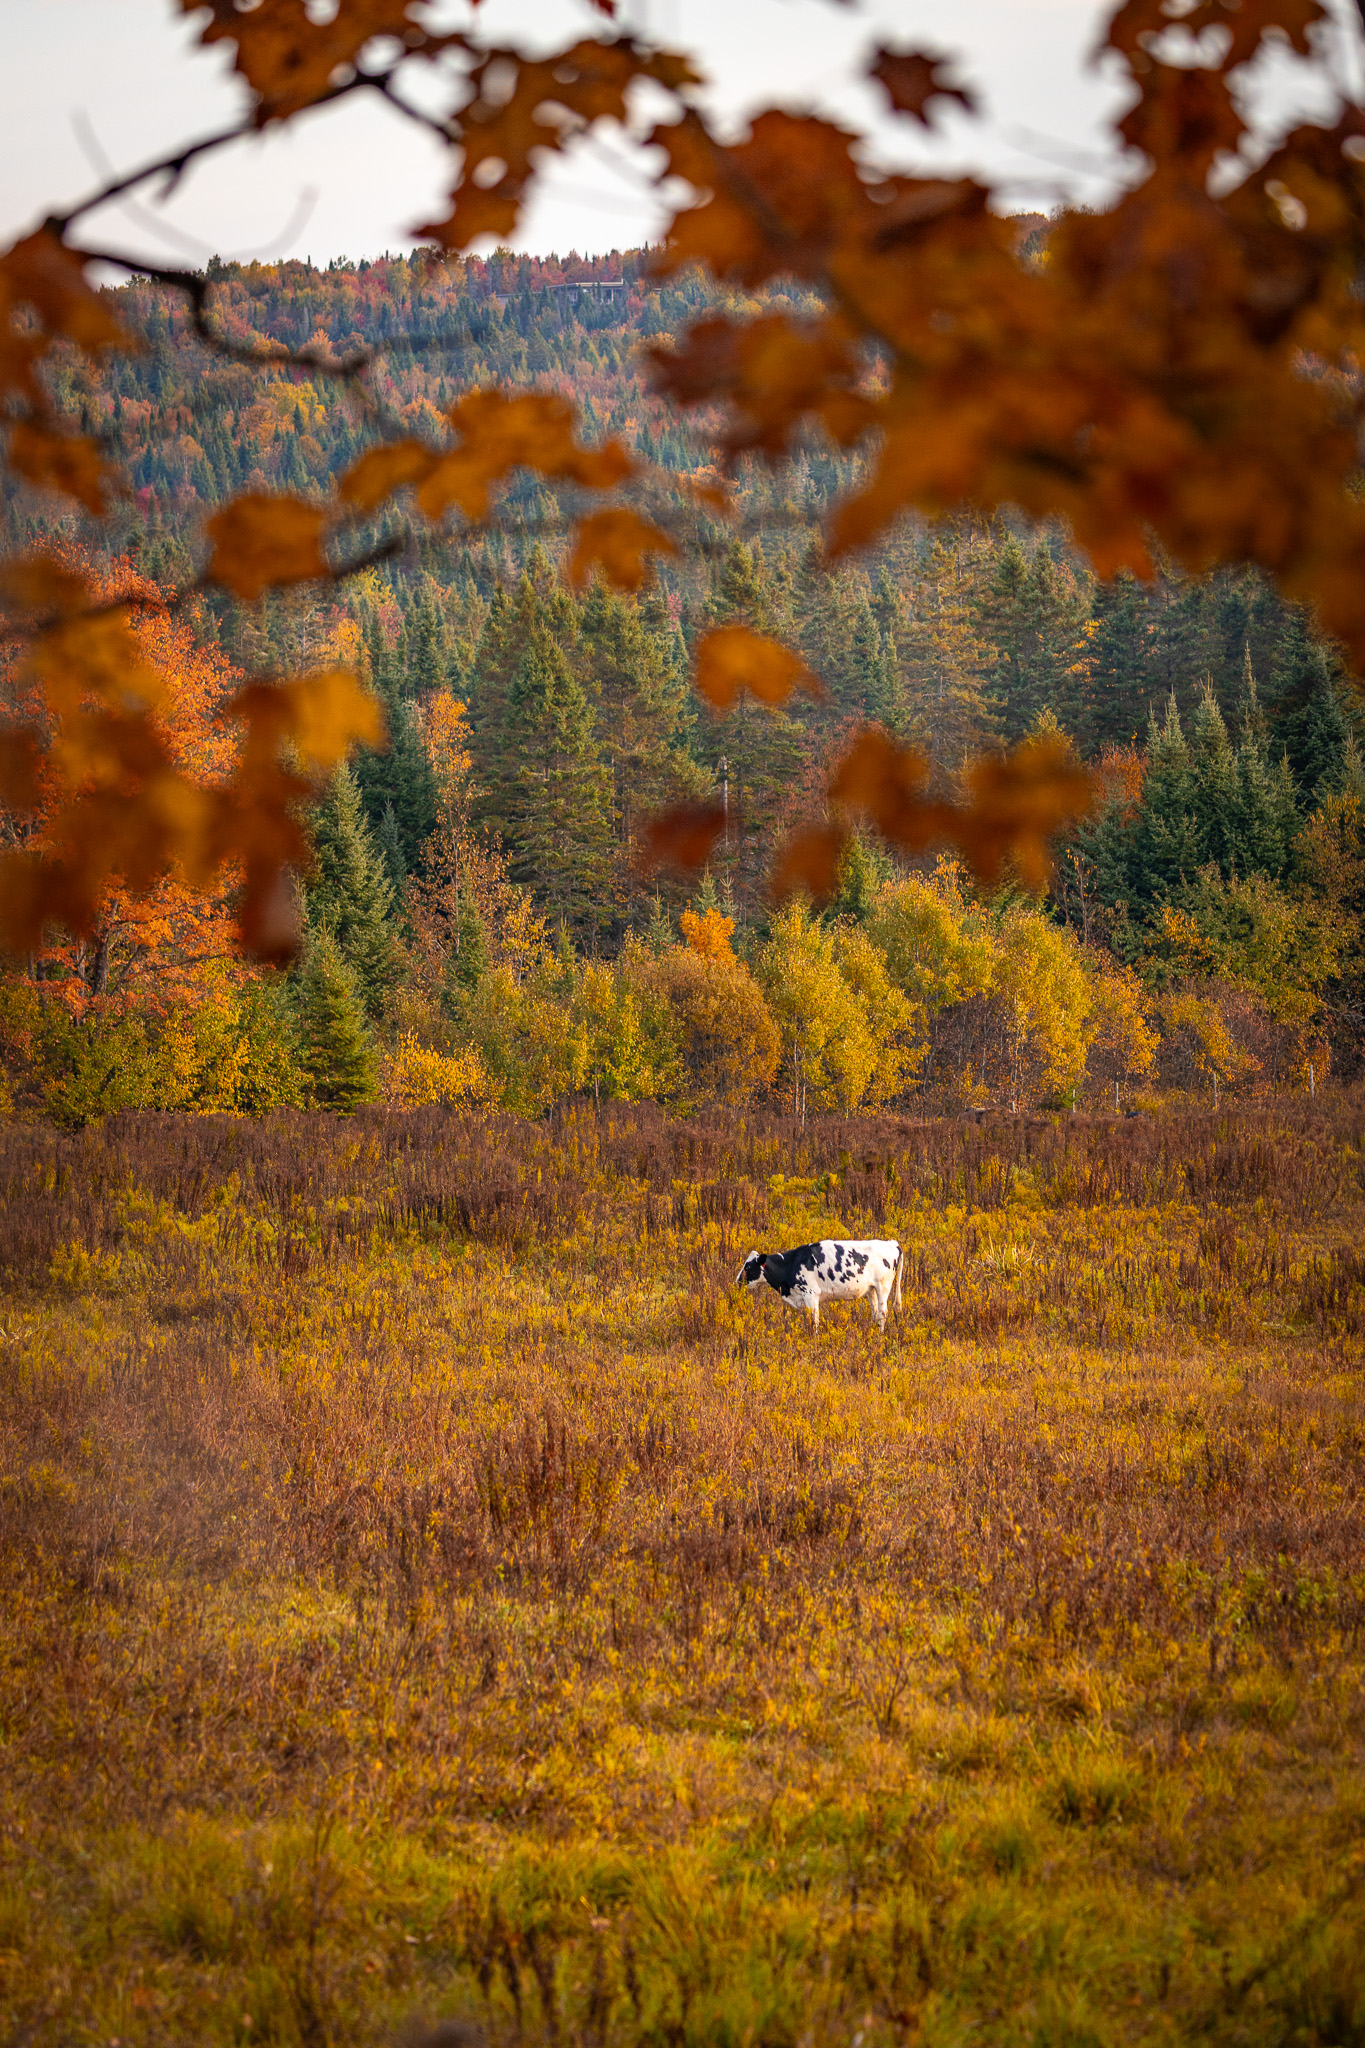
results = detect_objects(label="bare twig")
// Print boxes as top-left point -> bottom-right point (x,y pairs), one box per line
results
67,244 -> 373,380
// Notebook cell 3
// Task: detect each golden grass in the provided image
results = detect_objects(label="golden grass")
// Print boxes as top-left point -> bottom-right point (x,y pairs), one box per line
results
1,1099 -> 1364,2047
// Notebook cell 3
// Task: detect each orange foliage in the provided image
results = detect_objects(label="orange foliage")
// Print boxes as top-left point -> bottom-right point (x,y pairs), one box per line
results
5,2 -> 1365,932
679,905 -> 735,961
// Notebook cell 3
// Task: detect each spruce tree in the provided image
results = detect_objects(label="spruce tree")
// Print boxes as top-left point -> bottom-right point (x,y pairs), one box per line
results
1189,686 -> 1239,876
644,890 -> 674,955
1087,570 -> 1158,751
1128,696 -> 1203,906
306,764 -> 403,1014
502,630 -> 612,930
899,537 -> 999,763
376,801 -> 408,902
353,685 -> 438,873
980,538 -> 1092,742
295,928 -> 379,1113
577,580 -> 700,857
1269,612 -> 1353,803
701,547 -> 806,911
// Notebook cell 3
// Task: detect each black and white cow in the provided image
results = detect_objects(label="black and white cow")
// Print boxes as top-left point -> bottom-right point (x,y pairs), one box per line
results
735,1239 -> 903,1329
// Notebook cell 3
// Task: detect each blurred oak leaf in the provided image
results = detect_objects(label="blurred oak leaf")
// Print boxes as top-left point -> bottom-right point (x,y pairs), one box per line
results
770,825 -> 848,905
0,320 -> 46,407
225,669 -> 385,779
0,731 -> 42,811
7,419 -> 117,515
1102,0 -> 1326,71
656,112 -> 882,287
638,801 -> 726,873
694,626 -> 817,712
337,438 -> 436,513
959,735 -> 1096,888
205,492 -> 328,600
0,230 -> 129,352
182,0 -> 432,122
25,612 -> 167,719
649,313 -> 872,467
418,38 -> 700,252
418,391 -> 632,522
568,509 -> 677,589
829,728 -> 932,836
0,553 -> 90,619
869,48 -> 977,125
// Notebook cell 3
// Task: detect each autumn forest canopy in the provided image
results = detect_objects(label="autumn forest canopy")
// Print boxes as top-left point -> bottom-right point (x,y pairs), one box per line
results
4,0 -> 1365,1122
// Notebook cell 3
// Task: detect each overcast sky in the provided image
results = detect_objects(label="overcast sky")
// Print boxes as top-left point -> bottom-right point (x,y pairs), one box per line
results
4,0 -> 1361,270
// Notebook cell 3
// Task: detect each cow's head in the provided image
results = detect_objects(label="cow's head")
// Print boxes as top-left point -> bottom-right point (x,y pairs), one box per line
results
735,1250 -> 767,1290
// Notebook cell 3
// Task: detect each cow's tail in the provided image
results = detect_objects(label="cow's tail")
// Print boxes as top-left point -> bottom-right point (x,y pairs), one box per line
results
893,1242 -> 904,1314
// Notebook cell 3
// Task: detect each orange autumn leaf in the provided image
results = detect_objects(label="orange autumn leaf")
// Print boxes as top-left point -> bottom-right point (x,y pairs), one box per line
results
417,391 -> 632,523
693,626 -> 817,713
0,730 -> 42,811
568,509 -> 677,590
824,727 -> 1094,890
638,801 -> 726,873
7,418 -> 117,515
0,230 -> 129,353
417,38 -> 700,252
770,825 -> 848,906
23,611 -> 167,720
182,0 -> 433,123
225,669 -> 385,779
649,313 -> 873,468
0,553 -> 91,619
959,735 -> 1097,889
204,492 -> 328,601
337,438 -> 436,514
1101,0 -> 1326,71
869,48 -> 977,125
830,729 -> 935,839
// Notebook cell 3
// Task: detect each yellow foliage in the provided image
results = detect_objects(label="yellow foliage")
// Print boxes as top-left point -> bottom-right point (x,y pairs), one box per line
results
381,1032 -> 489,1110
758,902 -> 883,1113
1085,955 -> 1160,1105
643,947 -> 778,1107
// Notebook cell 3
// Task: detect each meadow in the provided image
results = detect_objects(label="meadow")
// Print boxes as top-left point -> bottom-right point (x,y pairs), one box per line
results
1,1098 -> 1363,2048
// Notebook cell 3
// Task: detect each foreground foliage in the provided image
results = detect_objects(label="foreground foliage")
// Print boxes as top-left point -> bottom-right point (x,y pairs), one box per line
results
2,1098 -> 1363,2046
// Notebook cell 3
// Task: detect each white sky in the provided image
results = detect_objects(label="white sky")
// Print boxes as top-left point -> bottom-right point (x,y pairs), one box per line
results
3,0 -> 1361,269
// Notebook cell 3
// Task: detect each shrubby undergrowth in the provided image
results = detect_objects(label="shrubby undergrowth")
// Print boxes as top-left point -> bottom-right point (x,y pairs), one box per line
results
1,1096 -> 1363,2045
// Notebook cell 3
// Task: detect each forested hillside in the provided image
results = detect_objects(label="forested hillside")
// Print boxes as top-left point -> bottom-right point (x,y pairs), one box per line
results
4,250 -> 1365,1117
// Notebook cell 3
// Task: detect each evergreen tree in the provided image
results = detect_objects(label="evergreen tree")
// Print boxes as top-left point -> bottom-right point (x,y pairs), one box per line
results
376,801 -> 408,902
1269,612 -> 1353,803
703,543 -> 806,910
710,540 -> 778,634
295,927 -> 379,1113
898,537 -> 999,763
306,764 -> 403,1013
467,576 -> 540,835
1188,686 -> 1240,876
352,684 -> 438,875
1128,696 -> 1203,906
644,890 -> 674,955
981,538 -> 1092,742
442,897 -> 489,1012
501,630 -> 612,930
1086,570 -> 1158,752
577,580 -> 699,858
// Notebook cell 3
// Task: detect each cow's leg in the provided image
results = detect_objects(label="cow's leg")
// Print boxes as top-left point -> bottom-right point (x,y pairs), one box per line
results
870,1289 -> 887,1330
807,1295 -> 820,1328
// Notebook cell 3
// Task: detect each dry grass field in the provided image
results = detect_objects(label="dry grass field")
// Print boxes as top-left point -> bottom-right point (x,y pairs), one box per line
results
1,1099 -> 1364,2048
